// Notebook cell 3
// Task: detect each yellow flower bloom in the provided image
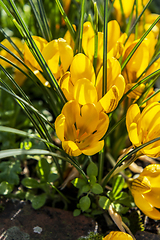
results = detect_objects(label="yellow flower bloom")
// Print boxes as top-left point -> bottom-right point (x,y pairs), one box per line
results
0,37 -> 26,86
59,53 -> 125,113
128,164 -> 160,220
113,0 -> 149,25
122,32 -> 157,99
24,36 -> 73,83
55,100 -> 109,156
82,20 -> 127,71
126,102 -> 160,157
138,10 -> 160,38
103,231 -> 133,240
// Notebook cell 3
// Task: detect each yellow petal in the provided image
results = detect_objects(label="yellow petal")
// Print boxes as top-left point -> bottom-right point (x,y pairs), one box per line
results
24,36 -> 47,70
14,69 -> 26,86
59,72 -> 74,101
96,57 -> 122,99
143,207 -> 160,220
103,231 -> 133,240
0,37 -> 24,67
73,78 -> 97,105
62,140 -> 82,156
114,74 -> 125,100
126,104 -> 140,132
81,140 -> 104,156
141,145 -> 160,158
123,40 -> 150,78
128,122 -> 140,146
140,102 -> 160,133
62,100 -> 80,126
92,112 -> 109,140
145,187 -> 160,208
76,103 -> 99,136
70,53 -> 95,85
99,86 -> 119,113
107,20 -> 121,52
55,113 -> 65,141
42,40 -> 59,77
141,164 -> 160,178
133,192 -> 154,212
82,21 -> 95,57
58,38 -> 73,72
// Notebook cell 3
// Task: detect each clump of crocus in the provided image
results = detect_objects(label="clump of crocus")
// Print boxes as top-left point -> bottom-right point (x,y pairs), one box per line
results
59,53 -> 125,114
24,36 -> 73,85
126,102 -> 160,158
128,164 -> 160,220
103,231 -> 133,240
55,100 -> 109,156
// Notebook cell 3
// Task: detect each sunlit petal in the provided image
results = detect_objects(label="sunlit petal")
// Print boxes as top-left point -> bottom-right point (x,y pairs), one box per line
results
73,78 -> 97,105
70,53 -> 95,85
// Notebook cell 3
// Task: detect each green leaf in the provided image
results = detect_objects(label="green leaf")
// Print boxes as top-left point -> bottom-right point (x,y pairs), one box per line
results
113,203 -> 129,214
89,175 -> 97,185
91,183 -> 103,194
22,177 -> 40,189
0,181 -> 13,195
87,162 -> 98,177
73,209 -> 81,217
78,184 -> 91,197
72,178 -> 87,189
79,196 -> 91,212
98,196 -> 111,210
0,160 -> 21,185
111,175 -> 125,198
31,193 -> 47,209
48,173 -> 59,183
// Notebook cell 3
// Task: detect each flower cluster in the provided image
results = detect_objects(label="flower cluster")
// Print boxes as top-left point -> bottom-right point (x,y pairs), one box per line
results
1,0 -> 160,234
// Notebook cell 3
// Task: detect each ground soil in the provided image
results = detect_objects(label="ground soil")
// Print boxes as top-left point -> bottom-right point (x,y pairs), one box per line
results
0,199 -> 160,240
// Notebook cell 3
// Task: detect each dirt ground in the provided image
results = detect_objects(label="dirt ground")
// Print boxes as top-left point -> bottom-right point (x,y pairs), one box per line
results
0,199 -> 160,240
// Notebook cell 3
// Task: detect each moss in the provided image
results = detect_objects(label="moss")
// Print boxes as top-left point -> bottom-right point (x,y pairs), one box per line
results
77,231 -> 103,240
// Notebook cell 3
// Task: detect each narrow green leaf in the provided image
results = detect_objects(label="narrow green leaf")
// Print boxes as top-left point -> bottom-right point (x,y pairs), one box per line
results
111,175 -> 125,198
102,0 -> 108,96
55,0 -> 76,41
122,15 -> 160,71
78,0 -> 85,53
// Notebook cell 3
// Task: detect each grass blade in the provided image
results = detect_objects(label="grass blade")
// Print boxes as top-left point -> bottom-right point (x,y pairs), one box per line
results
102,0 -> 108,96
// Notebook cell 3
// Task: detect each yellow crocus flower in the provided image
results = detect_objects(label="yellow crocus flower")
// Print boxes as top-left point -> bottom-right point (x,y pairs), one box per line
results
59,53 -> 125,113
103,231 -> 133,240
113,0 -> 149,25
122,32 -> 157,99
24,36 -> 73,82
0,37 -> 26,86
82,20 -> 127,72
126,102 -> 160,157
128,164 -> 160,220
55,100 -> 109,156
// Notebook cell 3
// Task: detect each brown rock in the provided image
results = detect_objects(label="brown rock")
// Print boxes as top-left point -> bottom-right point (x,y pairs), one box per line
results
0,200 -> 97,240
135,231 -> 160,240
